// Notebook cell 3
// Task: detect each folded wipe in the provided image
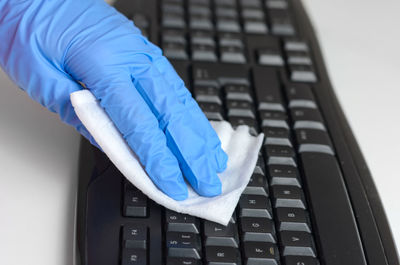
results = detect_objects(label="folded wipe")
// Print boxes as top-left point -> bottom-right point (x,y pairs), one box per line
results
71,90 -> 264,225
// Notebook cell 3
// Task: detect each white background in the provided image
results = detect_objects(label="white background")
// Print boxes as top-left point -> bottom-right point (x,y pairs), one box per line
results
0,1 -> 399,264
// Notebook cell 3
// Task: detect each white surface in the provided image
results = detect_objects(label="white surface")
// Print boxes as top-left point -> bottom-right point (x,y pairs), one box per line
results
302,0 -> 400,254
71,90 -> 263,225
0,0 -> 399,264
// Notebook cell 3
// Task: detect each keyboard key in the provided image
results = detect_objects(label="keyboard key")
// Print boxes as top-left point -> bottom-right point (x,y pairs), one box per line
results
166,232 -> 202,259
239,194 -> 273,218
300,152 -> 366,264
194,85 -> 222,105
162,15 -> 186,29
225,84 -> 253,101
265,145 -> 295,159
258,49 -> 284,66
205,246 -> 241,265
290,108 -> 323,123
243,242 -> 279,265
190,17 -> 213,30
283,256 -> 319,265
242,9 -> 265,20
279,231 -> 316,257
163,42 -> 188,60
204,221 -> 239,247
268,165 -> 301,187
121,248 -> 147,265
244,21 -> 268,34
192,44 -> 217,62
240,0 -> 262,8
269,10 -> 295,36
221,46 -> 246,63
122,225 -> 147,249
271,186 -> 306,209
198,102 -> 224,116
276,208 -> 311,232
262,126 -> 290,139
290,65 -> 317,83
166,210 -> 200,233
253,66 -> 285,112
217,19 -> 241,32
284,39 -> 309,52
287,51 -> 313,65
244,172 -> 269,196
229,117 -> 258,133
166,257 -> 201,265
266,0 -> 288,9
216,7 -> 238,18
240,217 -> 276,243
124,189 -> 147,217
260,110 -> 287,121
295,128 -> 333,148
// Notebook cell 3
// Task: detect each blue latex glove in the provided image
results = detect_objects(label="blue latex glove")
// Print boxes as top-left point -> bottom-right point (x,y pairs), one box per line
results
0,0 -> 228,200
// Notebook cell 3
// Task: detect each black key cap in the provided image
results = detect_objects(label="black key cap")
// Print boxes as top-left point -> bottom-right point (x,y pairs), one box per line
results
268,165 -> 301,187
194,85 -> 222,105
122,225 -> 147,249
260,110 -> 287,121
244,172 -> 268,196
269,9 -> 295,36
295,129 -> 334,155
205,246 -> 241,265
217,19 -> 241,32
285,84 -> 315,102
289,65 -> 317,83
244,20 -> 268,34
276,208 -> 311,232
229,117 -> 257,132
167,257 -> 201,265
253,66 -> 284,111
300,152 -> 367,265
193,63 -> 249,87
279,231 -> 316,257
258,48 -> 284,66
240,217 -> 276,243
284,39 -> 309,52
271,186 -> 306,209
226,100 -> 253,110
124,189 -> 147,217
220,46 -> 246,63
166,210 -> 200,233
243,242 -> 279,265
198,102 -> 223,112
266,0 -> 288,9
225,84 -> 253,102
287,51 -> 312,65
242,9 -> 265,20
192,44 -> 217,62
166,232 -> 202,259
204,221 -> 239,247
262,126 -> 290,139
163,42 -> 188,60
265,145 -> 295,159
290,106 -> 321,121
239,194 -> 273,218
283,256 -> 319,265
121,249 -> 147,265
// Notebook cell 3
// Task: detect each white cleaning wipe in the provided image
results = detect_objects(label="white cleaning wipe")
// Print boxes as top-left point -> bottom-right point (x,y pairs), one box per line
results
71,90 -> 264,225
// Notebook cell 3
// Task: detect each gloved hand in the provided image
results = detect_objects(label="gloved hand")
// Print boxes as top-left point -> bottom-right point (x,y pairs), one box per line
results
0,0 -> 227,200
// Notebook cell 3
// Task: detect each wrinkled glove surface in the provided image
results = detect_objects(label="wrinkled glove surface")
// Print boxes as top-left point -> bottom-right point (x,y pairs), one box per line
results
0,0 -> 227,200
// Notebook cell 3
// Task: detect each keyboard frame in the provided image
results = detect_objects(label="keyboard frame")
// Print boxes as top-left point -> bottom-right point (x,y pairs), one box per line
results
76,0 -> 400,265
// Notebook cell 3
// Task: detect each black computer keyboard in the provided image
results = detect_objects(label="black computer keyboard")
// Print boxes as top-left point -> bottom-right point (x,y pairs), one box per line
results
76,0 -> 400,265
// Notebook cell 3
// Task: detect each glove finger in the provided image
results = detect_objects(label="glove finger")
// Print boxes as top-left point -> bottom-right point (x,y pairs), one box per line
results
147,45 -> 227,173
129,55 -> 222,197
86,73 -> 189,200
